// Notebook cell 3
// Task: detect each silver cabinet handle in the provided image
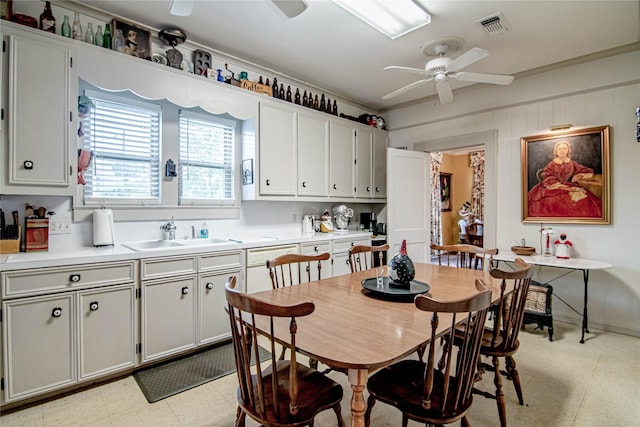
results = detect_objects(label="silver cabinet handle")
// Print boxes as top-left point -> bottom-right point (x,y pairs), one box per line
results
52,307 -> 63,318
206,282 -> 214,290
181,286 -> 189,295
69,274 -> 81,283
89,301 -> 99,311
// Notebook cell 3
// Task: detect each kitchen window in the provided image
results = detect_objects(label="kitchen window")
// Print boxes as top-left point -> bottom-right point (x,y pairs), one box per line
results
178,110 -> 236,205
81,90 -> 161,206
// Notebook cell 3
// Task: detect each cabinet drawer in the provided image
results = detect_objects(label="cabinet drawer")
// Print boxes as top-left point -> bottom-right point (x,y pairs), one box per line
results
1,261 -> 136,298
300,241 -> 331,255
333,237 -> 371,253
198,250 -> 243,272
141,255 -> 197,280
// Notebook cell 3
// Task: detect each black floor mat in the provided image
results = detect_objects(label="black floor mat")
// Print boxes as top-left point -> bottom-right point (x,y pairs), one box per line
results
133,341 -> 270,403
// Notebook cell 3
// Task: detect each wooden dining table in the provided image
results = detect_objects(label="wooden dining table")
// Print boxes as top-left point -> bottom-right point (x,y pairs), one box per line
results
248,262 -> 506,427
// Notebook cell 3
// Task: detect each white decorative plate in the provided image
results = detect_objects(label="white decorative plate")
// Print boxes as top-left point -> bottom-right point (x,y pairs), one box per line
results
152,53 -> 167,66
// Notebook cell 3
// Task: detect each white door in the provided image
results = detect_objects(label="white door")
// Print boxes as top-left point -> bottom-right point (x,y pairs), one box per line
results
387,148 -> 430,263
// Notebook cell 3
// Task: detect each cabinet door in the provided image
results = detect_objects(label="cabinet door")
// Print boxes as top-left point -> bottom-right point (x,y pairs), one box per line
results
332,252 -> 353,277
355,126 -> 373,198
3,294 -> 75,402
373,129 -> 388,198
198,270 -> 239,345
297,110 -> 329,196
78,285 -> 136,380
142,276 -> 197,362
4,33 -> 75,191
329,120 -> 354,197
259,102 -> 297,195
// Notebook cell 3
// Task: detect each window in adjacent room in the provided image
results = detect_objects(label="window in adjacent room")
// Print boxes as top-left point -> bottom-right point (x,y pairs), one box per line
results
81,90 -> 161,205
178,110 -> 236,205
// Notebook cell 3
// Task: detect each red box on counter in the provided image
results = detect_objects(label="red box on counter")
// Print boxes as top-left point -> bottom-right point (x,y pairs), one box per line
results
25,219 -> 49,252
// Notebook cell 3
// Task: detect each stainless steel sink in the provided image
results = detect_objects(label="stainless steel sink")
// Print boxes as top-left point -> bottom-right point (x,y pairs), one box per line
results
122,240 -> 186,251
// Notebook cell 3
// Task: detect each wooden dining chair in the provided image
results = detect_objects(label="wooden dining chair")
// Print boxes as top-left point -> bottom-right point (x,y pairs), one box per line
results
266,253 -> 331,288
266,252 -> 330,367
431,243 -> 498,270
466,223 -> 484,247
449,258 -> 534,427
364,280 -> 492,427
225,276 -> 346,427
348,244 -> 389,272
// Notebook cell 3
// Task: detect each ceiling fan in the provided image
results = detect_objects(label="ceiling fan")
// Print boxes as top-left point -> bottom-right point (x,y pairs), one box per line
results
170,0 -> 308,18
383,37 -> 514,105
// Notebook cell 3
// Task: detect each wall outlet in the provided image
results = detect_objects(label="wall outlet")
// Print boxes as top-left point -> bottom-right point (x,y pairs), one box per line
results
49,219 -> 71,234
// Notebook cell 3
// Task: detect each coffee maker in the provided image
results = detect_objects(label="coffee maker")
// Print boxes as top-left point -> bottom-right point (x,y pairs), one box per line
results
360,212 -> 377,232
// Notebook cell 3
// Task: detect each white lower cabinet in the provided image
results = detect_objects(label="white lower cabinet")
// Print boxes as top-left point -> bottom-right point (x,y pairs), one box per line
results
332,237 -> 371,277
3,293 -> 75,402
141,275 -> 198,362
300,241 -> 333,278
141,251 -> 243,362
2,282 -> 136,403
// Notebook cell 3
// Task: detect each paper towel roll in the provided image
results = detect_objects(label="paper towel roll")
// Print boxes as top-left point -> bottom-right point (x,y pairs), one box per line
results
93,209 -> 114,246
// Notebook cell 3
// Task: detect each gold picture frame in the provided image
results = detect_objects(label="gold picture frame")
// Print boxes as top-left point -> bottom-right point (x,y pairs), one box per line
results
521,125 -> 610,224
112,19 -> 152,60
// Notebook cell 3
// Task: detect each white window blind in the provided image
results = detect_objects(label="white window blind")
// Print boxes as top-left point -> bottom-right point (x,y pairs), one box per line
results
81,91 -> 161,205
179,110 -> 236,205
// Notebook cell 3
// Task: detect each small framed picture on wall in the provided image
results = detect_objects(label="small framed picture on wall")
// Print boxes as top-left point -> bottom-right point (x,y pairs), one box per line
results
439,173 -> 452,212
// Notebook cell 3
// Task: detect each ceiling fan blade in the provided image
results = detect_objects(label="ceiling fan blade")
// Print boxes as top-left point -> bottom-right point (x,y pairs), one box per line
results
170,0 -> 194,16
382,79 -> 432,100
447,47 -> 490,72
272,0 -> 309,18
436,80 -> 454,105
454,72 -> 514,85
384,66 -> 434,76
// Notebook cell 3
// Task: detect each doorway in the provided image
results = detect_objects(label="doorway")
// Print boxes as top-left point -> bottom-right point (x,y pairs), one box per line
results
414,130 -> 497,249
436,146 -> 484,245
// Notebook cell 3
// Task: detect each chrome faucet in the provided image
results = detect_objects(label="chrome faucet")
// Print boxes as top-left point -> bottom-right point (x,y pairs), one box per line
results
161,217 -> 176,240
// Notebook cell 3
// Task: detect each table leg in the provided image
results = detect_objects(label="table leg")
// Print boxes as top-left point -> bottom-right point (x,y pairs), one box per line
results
581,269 -> 589,343
347,368 -> 368,427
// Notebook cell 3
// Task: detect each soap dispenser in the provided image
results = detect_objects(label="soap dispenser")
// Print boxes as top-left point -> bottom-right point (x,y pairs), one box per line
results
200,222 -> 209,239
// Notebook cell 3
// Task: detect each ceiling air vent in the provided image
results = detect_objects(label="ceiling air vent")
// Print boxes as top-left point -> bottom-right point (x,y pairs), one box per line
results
477,12 -> 511,37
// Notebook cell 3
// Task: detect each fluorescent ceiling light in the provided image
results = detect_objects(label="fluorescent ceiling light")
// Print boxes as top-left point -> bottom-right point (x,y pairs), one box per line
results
332,0 -> 431,39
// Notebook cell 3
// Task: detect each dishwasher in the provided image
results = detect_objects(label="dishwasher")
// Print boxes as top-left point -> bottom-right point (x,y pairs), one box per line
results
245,245 -> 298,293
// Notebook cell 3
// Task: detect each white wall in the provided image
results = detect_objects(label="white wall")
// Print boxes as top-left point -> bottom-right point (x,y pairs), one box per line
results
386,49 -> 640,336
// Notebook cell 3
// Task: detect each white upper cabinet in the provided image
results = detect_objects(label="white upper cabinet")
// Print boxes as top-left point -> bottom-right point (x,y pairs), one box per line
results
1,26 -> 76,195
258,102 -> 297,196
355,126 -> 373,198
329,119 -> 354,198
297,110 -> 329,196
373,128 -> 388,198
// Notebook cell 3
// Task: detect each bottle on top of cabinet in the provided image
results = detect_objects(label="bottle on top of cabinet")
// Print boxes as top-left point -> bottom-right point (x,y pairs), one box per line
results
39,1 -> 55,33
72,11 -> 82,40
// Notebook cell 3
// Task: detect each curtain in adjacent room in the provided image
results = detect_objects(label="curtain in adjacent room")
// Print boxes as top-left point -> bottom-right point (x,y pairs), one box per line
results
470,151 -> 485,221
430,152 -> 443,247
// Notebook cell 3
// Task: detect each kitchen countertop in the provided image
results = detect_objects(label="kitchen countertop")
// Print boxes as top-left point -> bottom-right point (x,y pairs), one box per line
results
0,231 -> 373,271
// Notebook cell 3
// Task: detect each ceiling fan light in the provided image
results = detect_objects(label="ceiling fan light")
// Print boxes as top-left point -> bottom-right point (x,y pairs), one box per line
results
170,0 -> 194,17
332,0 -> 431,39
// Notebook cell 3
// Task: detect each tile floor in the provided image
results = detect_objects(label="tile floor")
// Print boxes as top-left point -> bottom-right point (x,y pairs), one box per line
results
1,321 -> 639,426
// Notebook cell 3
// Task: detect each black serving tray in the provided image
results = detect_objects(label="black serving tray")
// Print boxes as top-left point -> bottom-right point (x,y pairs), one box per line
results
361,277 -> 430,300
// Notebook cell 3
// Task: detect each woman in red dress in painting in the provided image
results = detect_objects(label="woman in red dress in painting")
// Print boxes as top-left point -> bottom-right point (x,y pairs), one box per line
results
528,140 -> 602,218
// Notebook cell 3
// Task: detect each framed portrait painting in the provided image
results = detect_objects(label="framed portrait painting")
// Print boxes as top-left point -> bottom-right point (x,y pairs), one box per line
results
112,19 -> 152,60
439,173 -> 452,212
521,125 -> 610,224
